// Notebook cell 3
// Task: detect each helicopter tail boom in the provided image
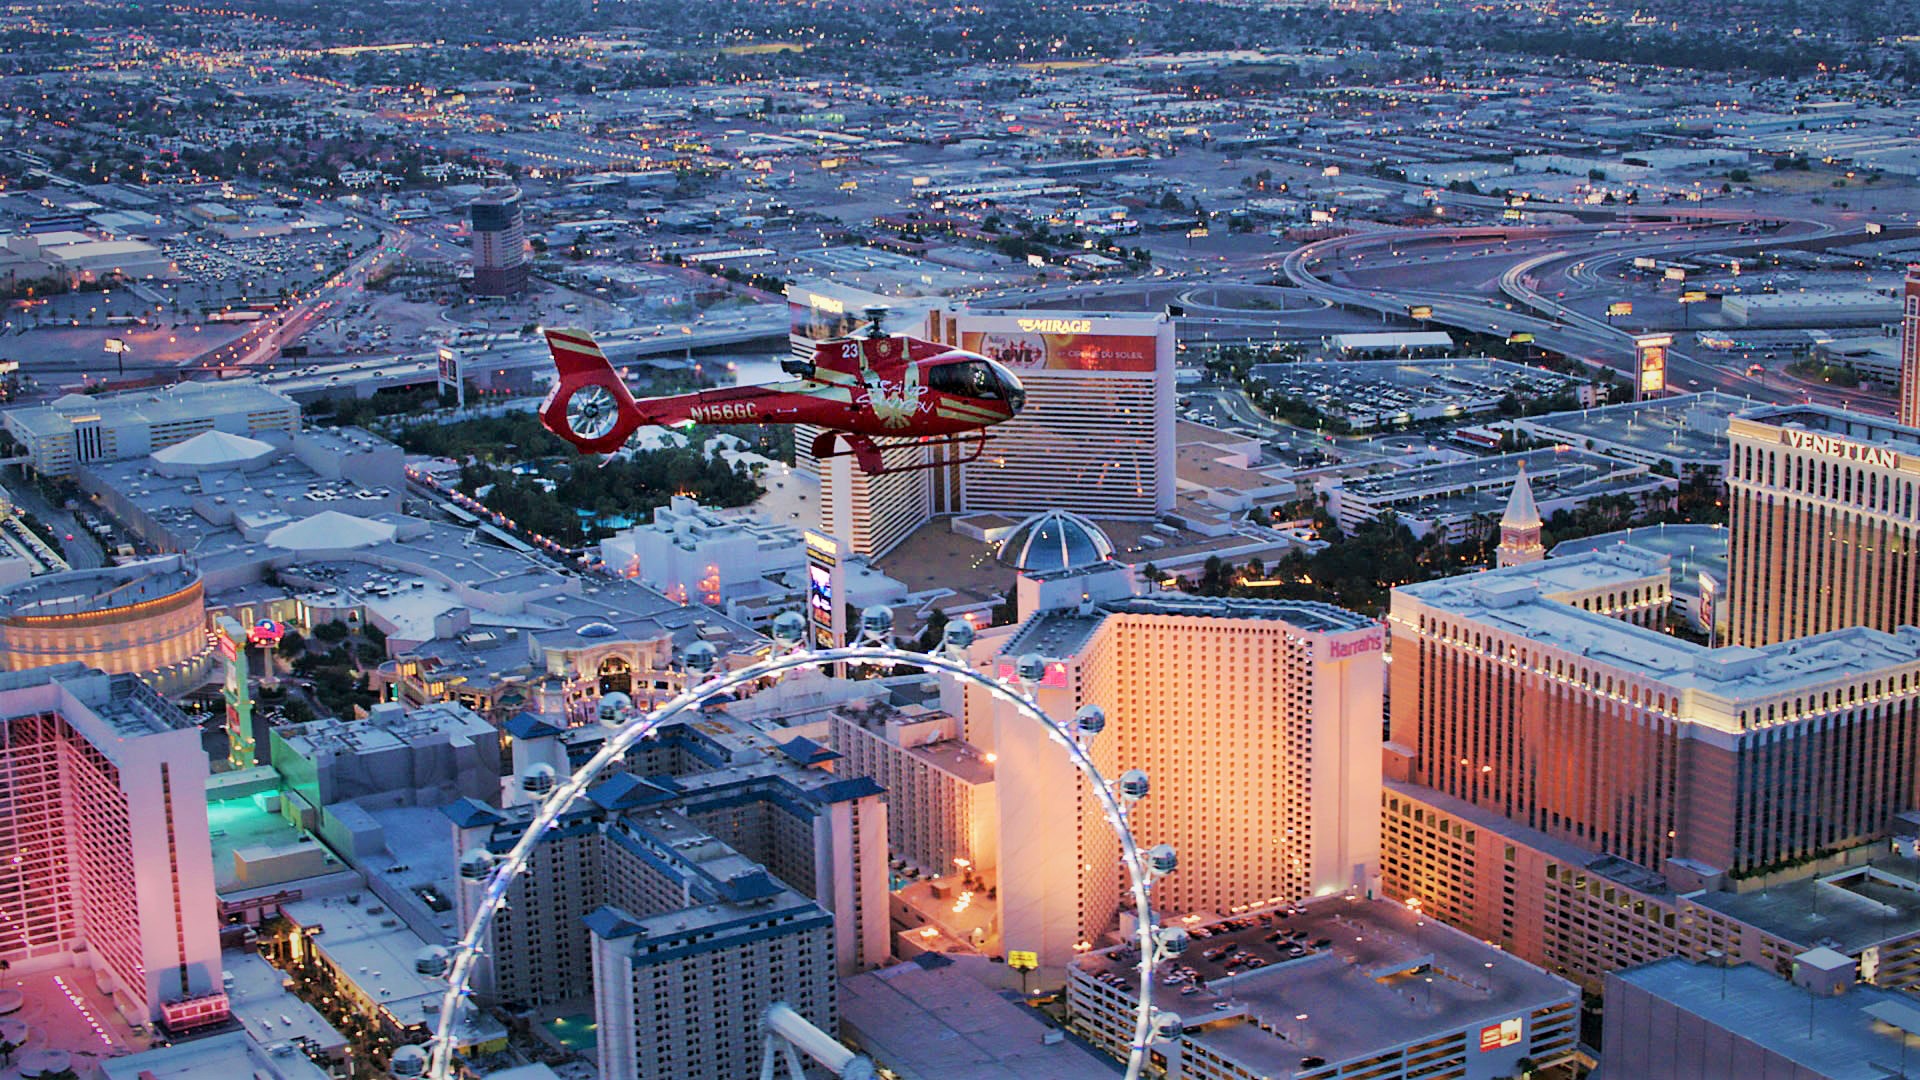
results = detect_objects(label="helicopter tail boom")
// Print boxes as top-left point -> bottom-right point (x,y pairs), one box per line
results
540,328 -> 651,454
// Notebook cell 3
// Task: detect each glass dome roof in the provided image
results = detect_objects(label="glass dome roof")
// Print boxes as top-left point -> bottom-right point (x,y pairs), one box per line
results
998,510 -> 1115,574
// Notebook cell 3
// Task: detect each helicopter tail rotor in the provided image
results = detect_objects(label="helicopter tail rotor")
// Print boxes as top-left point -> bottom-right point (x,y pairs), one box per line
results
539,327 -> 648,454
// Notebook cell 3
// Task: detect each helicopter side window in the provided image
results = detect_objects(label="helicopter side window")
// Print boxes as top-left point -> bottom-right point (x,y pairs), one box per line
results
927,360 -> 1000,400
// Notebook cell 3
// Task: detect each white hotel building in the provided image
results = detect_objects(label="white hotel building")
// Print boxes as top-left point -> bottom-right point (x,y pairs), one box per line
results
3,380 -> 300,478
925,306 -> 1177,521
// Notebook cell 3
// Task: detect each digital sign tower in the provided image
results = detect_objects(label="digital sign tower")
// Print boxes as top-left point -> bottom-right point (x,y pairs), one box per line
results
1900,266 -> 1919,427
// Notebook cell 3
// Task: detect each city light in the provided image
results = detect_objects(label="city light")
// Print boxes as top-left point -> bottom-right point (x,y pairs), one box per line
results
0,8 -> 1906,1080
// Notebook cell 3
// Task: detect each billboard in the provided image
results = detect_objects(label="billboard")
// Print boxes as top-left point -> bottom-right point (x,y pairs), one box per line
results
1635,334 -> 1672,397
1607,301 -> 1634,318
1478,1017 -> 1523,1052
807,563 -> 833,620
958,319 -> 1158,374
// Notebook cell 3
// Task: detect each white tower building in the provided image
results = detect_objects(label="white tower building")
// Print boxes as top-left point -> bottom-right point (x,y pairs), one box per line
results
1496,464 -> 1546,567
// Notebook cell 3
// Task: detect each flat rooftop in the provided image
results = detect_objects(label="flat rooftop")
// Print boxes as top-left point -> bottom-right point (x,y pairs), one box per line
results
1075,897 -> 1576,1075
1336,447 -> 1655,516
1690,860 -> 1920,955
1249,358 -> 1584,425
1106,595 -> 1374,634
280,892 -> 507,1040
0,666 -> 197,740
1000,609 -> 1107,659
836,702 -> 995,785
221,950 -> 348,1054
1734,403 -> 1920,458
841,956 -> 1119,1080
1175,441 -> 1290,497
99,1031 -> 331,1080
206,791 -> 317,895
4,381 -> 295,438
0,556 -> 196,618
1000,594 -> 1373,661
2,962 -> 148,1062
1550,523 -> 1727,598
1520,391 -> 1752,466
1397,550 -> 1920,714
275,700 -> 492,762
1613,957 -> 1920,1080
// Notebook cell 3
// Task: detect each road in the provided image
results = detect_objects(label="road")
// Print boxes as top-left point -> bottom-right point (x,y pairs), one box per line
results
194,230 -> 409,373
1276,218 -> 1893,409
6,479 -> 104,570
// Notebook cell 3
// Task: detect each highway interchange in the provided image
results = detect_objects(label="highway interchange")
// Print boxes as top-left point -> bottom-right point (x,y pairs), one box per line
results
976,203 -> 1902,416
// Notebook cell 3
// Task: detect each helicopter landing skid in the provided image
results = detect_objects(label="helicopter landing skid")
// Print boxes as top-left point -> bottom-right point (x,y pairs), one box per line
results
812,430 -> 992,476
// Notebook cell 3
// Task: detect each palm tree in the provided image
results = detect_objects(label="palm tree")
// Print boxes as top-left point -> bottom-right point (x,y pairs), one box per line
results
0,1034 -> 19,1067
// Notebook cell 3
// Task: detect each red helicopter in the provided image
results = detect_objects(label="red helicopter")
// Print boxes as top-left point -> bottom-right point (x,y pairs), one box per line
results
538,310 -> 1026,475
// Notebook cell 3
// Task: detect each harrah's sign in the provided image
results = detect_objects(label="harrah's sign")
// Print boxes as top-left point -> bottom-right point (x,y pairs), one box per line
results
1327,629 -> 1385,661
1783,429 -> 1900,470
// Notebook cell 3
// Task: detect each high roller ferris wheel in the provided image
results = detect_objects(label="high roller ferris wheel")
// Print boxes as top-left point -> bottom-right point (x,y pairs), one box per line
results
424,606 -> 1191,1080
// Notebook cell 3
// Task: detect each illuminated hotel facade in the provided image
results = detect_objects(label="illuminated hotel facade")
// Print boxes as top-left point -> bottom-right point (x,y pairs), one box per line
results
974,590 -> 1383,965
0,556 -> 214,693
1382,545 -> 1920,987
1723,405 -> 1920,647
784,285 -> 1176,557
0,664 -> 222,1025
469,187 -> 529,297
1389,546 -> 1920,879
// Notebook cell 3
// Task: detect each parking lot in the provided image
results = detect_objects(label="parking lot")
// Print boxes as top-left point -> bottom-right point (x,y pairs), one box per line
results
162,223 -> 377,293
1081,905 -> 1332,1000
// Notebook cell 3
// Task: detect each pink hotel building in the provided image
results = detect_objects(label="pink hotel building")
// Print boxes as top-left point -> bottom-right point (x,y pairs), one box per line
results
0,664 -> 222,1026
